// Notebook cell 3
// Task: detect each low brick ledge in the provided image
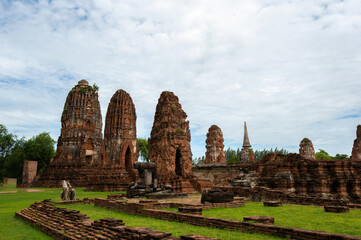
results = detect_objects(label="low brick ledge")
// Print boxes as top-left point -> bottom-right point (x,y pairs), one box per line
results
95,198 -> 361,240
216,186 -> 361,209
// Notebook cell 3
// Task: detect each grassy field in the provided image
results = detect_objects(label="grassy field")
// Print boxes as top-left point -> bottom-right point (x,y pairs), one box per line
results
0,183 -> 124,240
0,183 -> 280,240
60,204 -> 281,240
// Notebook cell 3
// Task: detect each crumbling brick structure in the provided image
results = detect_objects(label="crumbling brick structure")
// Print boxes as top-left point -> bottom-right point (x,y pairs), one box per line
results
20,160 -> 38,187
256,153 -> 361,200
204,125 -> 225,164
202,131 -> 361,202
38,82 -> 138,191
37,80 -> 103,187
86,89 -> 138,191
299,138 -> 316,160
239,122 -> 255,163
149,91 -> 213,192
101,89 -> 138,168
149,91 -> 193,178
351,125 -> 361,160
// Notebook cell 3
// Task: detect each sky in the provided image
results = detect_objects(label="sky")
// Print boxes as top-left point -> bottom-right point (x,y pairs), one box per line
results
0,0 -> 360,158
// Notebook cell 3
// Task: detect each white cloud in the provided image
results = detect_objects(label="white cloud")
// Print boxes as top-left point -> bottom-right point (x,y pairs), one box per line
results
0,0 -> 360,158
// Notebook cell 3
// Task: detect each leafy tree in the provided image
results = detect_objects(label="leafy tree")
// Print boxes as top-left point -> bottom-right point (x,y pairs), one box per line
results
2,130 -> 56,181
315,149 -> 348,160
137,138 -> 149,162
192,156 -> 205,165
3,138 -> 26,179
224,147 -> 289,162
23,132 -> 56,173
0,124 -> 16,181
92,83 -> 99,93
333,153 -> 348,159
225,147 -> 240,163
315,149 -> 332,160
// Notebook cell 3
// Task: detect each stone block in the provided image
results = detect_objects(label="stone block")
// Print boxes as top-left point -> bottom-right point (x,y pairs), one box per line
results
324,206 -> 349,213
263,201 -> 282,207
243,216 -> 274,224
178,207 -> 202,215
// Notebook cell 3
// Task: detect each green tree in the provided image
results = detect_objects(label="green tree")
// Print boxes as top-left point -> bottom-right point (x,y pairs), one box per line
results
3,132 -> 56,181
332,153 -> 348,159
3,138 -> 26,179
254,147 -> 289,161
0,124 -> 16,181
192,156 -> 205,165
315,149 -> 332,160
225,147 -> 240,163
23,132 -> 56,173
137,138 -> 149,162
92,83 -> 99,93
224,147 -> 289,162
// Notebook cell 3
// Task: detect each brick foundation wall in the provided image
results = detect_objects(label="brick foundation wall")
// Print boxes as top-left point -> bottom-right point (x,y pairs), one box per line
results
16,200 -> 217,240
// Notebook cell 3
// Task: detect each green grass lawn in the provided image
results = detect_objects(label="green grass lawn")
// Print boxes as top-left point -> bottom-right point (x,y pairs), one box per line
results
201,202 -> 361,237
0,183 -> 280,240
3,183 -> 360,240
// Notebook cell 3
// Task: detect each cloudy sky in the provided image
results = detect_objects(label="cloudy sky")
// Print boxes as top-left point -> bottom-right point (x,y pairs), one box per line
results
1,0 -> 360,158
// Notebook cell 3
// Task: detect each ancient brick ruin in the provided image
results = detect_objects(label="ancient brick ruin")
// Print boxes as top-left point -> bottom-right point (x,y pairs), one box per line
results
148,91 -> 193,192
36,80 -> 361,201
101,89 -> 138,168
148,91 -> 213,192
37,83 -> 216,192
86,89 -> 138,191
256,153 -> 361,200
37,80 -> 103,187
204,125 -> 225,164
149,91 -> 192,178
351,125 -> 361,160
57,79 -> 103,165
195,131 -> 361,202
20,160 -> 38,187
299,138 -> 316,160
239,122 -> 255,163
38,81 -> 138,190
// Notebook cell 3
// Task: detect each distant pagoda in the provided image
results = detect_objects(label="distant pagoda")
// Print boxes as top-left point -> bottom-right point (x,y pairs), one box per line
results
239,121 -> 255,163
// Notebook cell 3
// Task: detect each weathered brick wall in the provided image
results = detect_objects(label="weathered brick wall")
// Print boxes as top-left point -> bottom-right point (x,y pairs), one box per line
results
257,154 -> 361,200
192,163 -> 249,186
193,162 -> 258,188
20,160 -> 38,187
216,186 -> 361,209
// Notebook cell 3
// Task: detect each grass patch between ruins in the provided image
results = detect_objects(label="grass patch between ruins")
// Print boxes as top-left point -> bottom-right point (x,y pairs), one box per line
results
162,202 -> 361,237
56,203 -> 281,240
201,202 -> 361,237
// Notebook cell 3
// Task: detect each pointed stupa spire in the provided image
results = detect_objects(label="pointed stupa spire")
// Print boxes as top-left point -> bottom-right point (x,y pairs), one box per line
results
242,121 -> 251,148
